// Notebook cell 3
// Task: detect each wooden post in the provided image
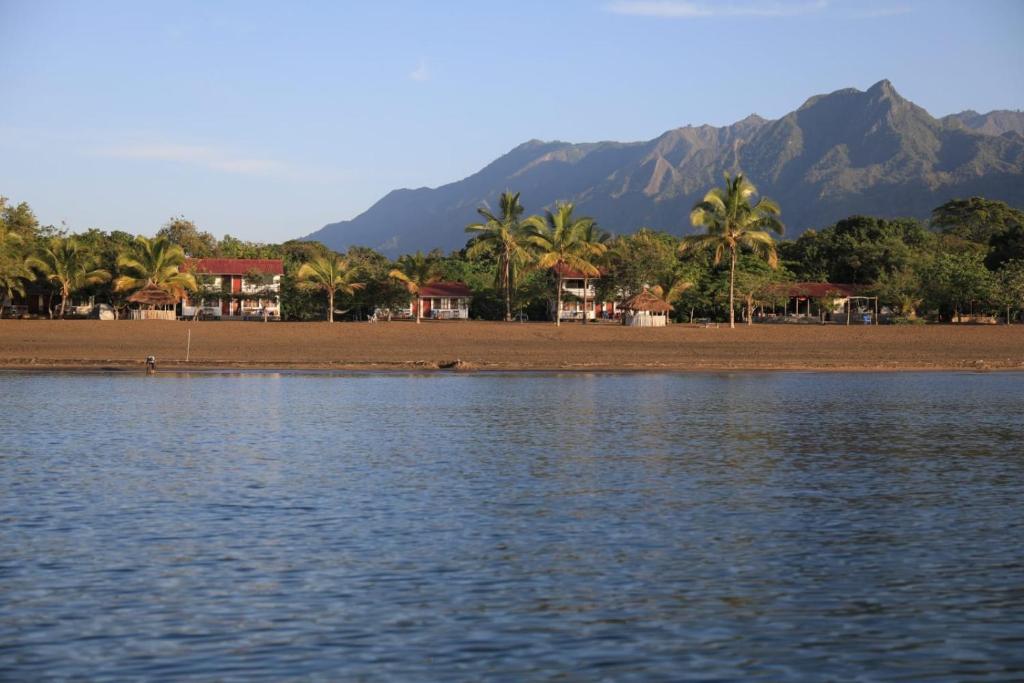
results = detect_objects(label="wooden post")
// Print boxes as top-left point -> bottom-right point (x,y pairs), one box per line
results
186,329 -> 191,362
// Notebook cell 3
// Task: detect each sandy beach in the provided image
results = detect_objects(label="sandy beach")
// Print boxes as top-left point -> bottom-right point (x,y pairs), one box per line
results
0,319 -> 1022,372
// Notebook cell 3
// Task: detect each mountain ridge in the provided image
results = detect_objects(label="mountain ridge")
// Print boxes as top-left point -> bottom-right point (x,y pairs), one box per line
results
305,80 -> 1024,255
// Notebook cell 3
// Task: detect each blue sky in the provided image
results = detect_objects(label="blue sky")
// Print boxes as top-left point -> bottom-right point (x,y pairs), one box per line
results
1,0 -> 1022,242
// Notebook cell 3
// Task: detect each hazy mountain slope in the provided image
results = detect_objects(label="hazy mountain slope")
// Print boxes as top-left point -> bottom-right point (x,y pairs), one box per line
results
944,109 -> 1024,136
305,80 -> 1024,255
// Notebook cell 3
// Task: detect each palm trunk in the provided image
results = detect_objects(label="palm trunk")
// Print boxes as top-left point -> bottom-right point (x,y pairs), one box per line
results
416,295 -> 422,323
327,289 -> 334,323
555,276 -> 563,327
729,248 -> 736,329
582,277 -> 589,325
504,254 -> 512,322
58,284 -> 69,319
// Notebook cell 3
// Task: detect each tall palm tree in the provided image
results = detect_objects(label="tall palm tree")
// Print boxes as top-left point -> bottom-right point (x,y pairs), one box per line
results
388,251 -> 440,323
576,221 -> 609,324
522,203 -> 602,327
27,238 -> 111,318
114,235 -> 197,298
295,254 -> 365,322
679,173 -> 783,328
465,191 -> 533,322
0,223 -> 32,307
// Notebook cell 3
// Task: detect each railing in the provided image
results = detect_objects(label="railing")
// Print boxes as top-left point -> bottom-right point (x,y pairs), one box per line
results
431,309 -> 468,320
130,309 -> 176,321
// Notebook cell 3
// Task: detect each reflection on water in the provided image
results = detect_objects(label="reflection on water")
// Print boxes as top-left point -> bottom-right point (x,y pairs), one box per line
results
1,372 -> 1022,680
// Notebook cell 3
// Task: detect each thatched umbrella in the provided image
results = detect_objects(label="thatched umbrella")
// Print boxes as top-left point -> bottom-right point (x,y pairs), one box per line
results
622,289 -> 673,313
128,283 -> 179,308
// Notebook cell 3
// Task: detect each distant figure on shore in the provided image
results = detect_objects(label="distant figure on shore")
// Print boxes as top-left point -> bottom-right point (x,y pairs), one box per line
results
145,356 -> 156,375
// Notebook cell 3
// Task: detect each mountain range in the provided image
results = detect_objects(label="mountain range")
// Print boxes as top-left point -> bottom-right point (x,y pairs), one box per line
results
304,80 -> 1024,255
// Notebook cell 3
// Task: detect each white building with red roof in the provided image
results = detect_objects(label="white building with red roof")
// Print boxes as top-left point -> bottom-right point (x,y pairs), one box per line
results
181,258 -> 285,320
413,282 -> 472,320
551,263 -> 618,321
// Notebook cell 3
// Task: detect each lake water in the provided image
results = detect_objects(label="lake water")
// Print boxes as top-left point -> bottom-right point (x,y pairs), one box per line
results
1,371 -> 1022,681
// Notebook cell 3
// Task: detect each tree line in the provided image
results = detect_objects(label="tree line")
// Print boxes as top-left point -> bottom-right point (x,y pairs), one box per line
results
2,177 -> 1023,324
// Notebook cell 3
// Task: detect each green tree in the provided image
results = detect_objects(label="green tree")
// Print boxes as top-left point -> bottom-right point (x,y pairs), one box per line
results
603,229 -> 680,300
345,245 -> 411,319
730,256 -> 791,325
931,197 -> 1024,245
788,216 -> 932,284
679,173 -> 784,328
388,251 -> 441,323
0,197 -> 41,242
922,252 -> 994,321
295,254 -> 365,322
0,220 -> 33,306
156,216 -> 217,257
465,192 -> 534,321
993,260 -> 1024,324
522,203 -> 602,326
27,238 -> 111,318
986,224 -> 1024,271
114,235 -> 198,297
871,267 -> 924,320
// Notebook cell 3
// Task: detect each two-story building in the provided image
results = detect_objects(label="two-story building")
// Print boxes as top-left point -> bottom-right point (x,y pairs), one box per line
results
181,258 -> 284,320
553,264 -> 618,321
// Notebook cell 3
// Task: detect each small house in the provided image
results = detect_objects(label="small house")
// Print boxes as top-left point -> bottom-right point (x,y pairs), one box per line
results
414,282 -> 472,319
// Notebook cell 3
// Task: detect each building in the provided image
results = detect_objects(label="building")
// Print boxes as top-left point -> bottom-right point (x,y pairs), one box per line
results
182,258 -> 284,320
552,264 -> 618,321
413,282 -> 472,319
773,282 -> 868,321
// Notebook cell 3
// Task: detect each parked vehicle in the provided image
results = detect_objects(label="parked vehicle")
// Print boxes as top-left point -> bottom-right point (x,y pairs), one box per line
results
89,303 -> 116,320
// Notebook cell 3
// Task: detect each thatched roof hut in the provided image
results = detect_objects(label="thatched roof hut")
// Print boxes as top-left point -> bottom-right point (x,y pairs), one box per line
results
622,289 -> 672,327
622,289 -> 673,313
128,283 -> 179,307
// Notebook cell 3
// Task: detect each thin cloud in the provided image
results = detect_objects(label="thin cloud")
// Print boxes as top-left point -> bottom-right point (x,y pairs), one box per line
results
93,143 -> 285,176
409,59 -> 430,82
605,0 -> 827,18
854,5 -> 912,18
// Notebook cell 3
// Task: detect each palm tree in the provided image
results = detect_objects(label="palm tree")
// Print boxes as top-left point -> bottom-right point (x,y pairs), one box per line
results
295,254 -> 365,322
114,235 -> 197,298
388,251 -> 440,323
576,221 -> 609,324
27,238 -> 111,318
679,173 -> 783,328
650,275 -> 693,306
0,223 -> 32,307
522,203 -> 603,326
465,191 -> 533,322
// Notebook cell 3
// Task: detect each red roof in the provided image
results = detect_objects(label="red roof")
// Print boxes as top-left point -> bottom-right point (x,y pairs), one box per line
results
419,282 -> 472,298
777,282 -> 861,297
552,262 -> 604,279
185,258 -> 284,276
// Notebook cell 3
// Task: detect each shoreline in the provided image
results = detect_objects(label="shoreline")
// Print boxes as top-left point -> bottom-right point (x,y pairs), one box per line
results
1,364 -> 1020,375
1,320 -> 1022,373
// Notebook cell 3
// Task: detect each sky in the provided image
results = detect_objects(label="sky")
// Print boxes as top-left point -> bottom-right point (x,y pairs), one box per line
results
1,0 -> 1022,242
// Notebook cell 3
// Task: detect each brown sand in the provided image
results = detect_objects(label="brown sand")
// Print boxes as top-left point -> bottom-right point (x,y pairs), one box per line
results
0,319 -> 1022,372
